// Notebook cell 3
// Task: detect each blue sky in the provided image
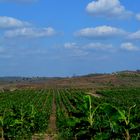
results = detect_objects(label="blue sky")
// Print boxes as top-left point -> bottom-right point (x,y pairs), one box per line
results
0,0 -> 140,77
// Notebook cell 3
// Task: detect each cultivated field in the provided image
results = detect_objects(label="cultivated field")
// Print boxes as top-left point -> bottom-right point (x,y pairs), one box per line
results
0,87 -> 140,140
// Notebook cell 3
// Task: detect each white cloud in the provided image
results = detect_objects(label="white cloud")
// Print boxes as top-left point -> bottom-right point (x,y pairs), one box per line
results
0,16 -> 30,29
63,42 -> 116,57
4,27 -> 56,38
64,42 -> 78,49
120,42 -> 139,51
136,14 -> 140,21
63,42 -> 88,57
75,25 -> 126,39
64,42 -> 114,52
72,49 -> 89,57
86,0 -> 132,19
84,43 -> 113,50
128,30 -> 140,40
0,16 -> 57,39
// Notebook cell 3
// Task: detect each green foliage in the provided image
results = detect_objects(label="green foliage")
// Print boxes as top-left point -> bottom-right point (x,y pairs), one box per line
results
0,89 -> 53,139
55,88 -> 140,140
0,88 -> 140,140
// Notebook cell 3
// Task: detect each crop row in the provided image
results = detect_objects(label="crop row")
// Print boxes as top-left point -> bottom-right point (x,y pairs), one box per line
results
0,88 -> 140,140
0,89 -> 53,139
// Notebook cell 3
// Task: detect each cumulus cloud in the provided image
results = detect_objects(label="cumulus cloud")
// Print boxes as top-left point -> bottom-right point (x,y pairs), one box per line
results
0,16 -> 57,39
84,43 -> 113,50
120,42 -> 139,51
75,25 -> 126,39
86,0 -> 132,19
0,16 -> 30,29
128,30 -> 140,40
4,27 -> 56,38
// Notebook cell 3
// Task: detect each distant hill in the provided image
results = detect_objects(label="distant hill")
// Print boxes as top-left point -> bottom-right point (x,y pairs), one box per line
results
0,70 -> 140,89
115,70 -> 140,77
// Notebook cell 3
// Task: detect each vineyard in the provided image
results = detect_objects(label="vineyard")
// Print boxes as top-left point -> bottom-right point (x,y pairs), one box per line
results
0,88 -> 140,140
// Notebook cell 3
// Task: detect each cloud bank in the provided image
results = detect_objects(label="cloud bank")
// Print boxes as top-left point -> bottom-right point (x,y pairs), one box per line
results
75,25 -> 126,39
4,27 -> 56,38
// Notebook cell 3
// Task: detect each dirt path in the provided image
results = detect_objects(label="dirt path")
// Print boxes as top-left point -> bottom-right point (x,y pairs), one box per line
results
32,92 -> 57,140
45,92 -> 57,140
48,93 -> 57,132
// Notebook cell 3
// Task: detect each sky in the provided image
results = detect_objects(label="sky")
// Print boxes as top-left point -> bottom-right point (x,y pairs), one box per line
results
0,0 -> 140,77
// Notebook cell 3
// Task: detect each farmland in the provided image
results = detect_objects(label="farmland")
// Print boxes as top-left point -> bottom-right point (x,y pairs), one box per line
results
0,87 -> 140,140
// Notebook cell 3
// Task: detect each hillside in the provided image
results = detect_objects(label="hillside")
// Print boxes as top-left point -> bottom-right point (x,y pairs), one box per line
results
0,70 -> 140,90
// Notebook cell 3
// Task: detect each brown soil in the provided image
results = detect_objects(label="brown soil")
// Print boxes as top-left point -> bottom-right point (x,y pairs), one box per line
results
32,93 -> 57,140
48,93 -> 57,132
45,92 -> 57,140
